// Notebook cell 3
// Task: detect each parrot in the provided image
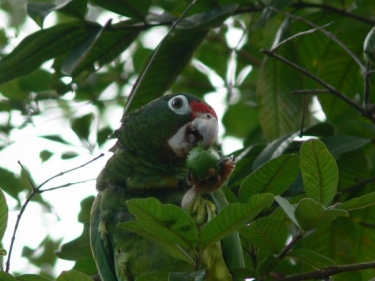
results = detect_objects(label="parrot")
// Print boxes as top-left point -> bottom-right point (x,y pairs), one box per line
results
90,93 -> 237,281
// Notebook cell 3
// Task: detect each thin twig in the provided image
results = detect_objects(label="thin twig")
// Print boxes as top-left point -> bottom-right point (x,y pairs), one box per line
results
37,153 -> 104,191
278,230 -> 304,259
340,175 -> 375,194
293,1 -> 375,26
39,178 -> 96,193
279,260 -> 375,281
299,93 -> 307,138
261,49 -> 364,113
123,0 -> 198,116
291,89 -> 330,95
271,22 -> 333,52
271,7 -> 366,72
5,154 -> 104,273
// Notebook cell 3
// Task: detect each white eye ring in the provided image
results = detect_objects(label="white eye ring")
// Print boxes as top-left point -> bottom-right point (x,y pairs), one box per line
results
168,95 -> 190,115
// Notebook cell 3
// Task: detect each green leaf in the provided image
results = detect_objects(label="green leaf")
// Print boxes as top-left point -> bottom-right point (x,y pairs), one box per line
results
300,139 -> 338,206
337,192 -> 375,211
0,22 -> 101,86
0,188 -> 8,241
286,249 -> 335,269
71,113 -> 93,141
253,132 -> 298,170
61,152 -> 79,160
0,272 -> 18,281
16,274 -> 53,281
256,19 -> 303,141
40,150 -> 53,162
256,254 -> 280,276
240,217 -> 288,254
128,4 -> 238,111
239,154 -> 300,202
91,0 -> 151,20
119,221 -> 194,265
275,195 -> 299,227
295,198 -> 348,231
61,21 -> 109,76
321,135 -> 371,159
198,193 -> 274,250
56,222 -> 92,260
168,270 -> 206,281
40,135 -> 71,145
125,198 -> 198,251
0,167 -> 28,204
56,270 -> 92,281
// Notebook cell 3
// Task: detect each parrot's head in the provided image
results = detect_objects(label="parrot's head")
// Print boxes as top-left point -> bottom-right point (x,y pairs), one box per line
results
119,93 -> 218,162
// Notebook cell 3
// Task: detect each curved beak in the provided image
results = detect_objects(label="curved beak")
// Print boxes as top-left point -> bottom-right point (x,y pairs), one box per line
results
168,112 -> 219,157
190,112 -> 218,148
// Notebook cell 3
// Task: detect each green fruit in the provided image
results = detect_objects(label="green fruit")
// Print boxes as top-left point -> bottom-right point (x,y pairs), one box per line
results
186,145 -> 221,180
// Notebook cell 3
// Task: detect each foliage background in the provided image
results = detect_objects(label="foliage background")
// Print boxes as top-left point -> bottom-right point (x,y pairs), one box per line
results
1,0 -> 375,280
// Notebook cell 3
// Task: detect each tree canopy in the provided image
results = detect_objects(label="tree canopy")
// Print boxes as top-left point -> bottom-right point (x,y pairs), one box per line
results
1,0 -> 375,280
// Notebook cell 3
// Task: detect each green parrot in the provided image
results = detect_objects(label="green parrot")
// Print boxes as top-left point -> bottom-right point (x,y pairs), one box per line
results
90,93 -> 236,281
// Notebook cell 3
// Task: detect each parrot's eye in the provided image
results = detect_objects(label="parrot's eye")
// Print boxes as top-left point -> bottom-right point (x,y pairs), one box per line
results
172,98 -> 183,108
168,95 -> 190,115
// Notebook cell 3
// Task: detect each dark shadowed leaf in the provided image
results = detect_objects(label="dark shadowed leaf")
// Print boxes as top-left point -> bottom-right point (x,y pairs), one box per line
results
71,113 -> 93,141
240,217 -> 288,254
90,0 -> 151,20
0,22 -> 101,86
286,249 -> 335,269
321,135 -> 371,159
56,270 -> 92,281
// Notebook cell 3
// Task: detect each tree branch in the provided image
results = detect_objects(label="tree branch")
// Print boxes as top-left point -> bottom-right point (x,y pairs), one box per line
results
260,49 -> 364,114
293,1 -> 375,26
5,154 -> 104,273
278,230 -> 304,259
279,260 -> 375,281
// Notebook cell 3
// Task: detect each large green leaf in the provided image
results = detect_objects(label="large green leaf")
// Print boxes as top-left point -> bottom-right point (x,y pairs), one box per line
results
300,139 -> 338,206
321,135 -> 371,159
256,17 -> 304,141
127,4 -> 238,111
198,193 -> 274,250
240,217 -> 288,255
0,272 -> 18,281
295,198 -> 348,230
16,274 -> 53,281
124,198 -> 198,251
90,0 -> 151,20
0,188 -> 8,241
119,221 -> 194,265
338,192 -> 375,211
252,132 -> 297,170
56,222 -> 92,260
239,154 -> 300,202
56,270 -> 92,281
0,22 -> 101,86
286,249 -> 335,269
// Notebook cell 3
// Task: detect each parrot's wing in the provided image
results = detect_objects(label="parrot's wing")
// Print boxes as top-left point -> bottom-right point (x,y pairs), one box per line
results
90,198 -> 118,281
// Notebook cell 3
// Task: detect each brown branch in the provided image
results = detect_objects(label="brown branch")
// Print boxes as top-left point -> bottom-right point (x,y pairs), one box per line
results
260,49 -> 364,114
293,1 -> 375,26
5,154 -> 104,273
278,230 -> 304,259
279,260 -> 375,281
270,7 -> 366,72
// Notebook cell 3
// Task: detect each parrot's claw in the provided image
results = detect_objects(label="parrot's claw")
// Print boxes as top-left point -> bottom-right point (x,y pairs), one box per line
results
188,155 -> 236,194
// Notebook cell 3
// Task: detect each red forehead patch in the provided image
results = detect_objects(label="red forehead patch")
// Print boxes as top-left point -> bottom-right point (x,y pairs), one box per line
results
190,100 -> 218,119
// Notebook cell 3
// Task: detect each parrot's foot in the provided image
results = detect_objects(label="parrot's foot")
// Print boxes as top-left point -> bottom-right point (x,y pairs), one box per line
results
188,155 -> 236,194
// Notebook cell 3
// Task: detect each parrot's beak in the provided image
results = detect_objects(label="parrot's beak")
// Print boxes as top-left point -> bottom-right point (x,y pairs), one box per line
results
189,112 -> 218,149
168,112 -> 219,157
